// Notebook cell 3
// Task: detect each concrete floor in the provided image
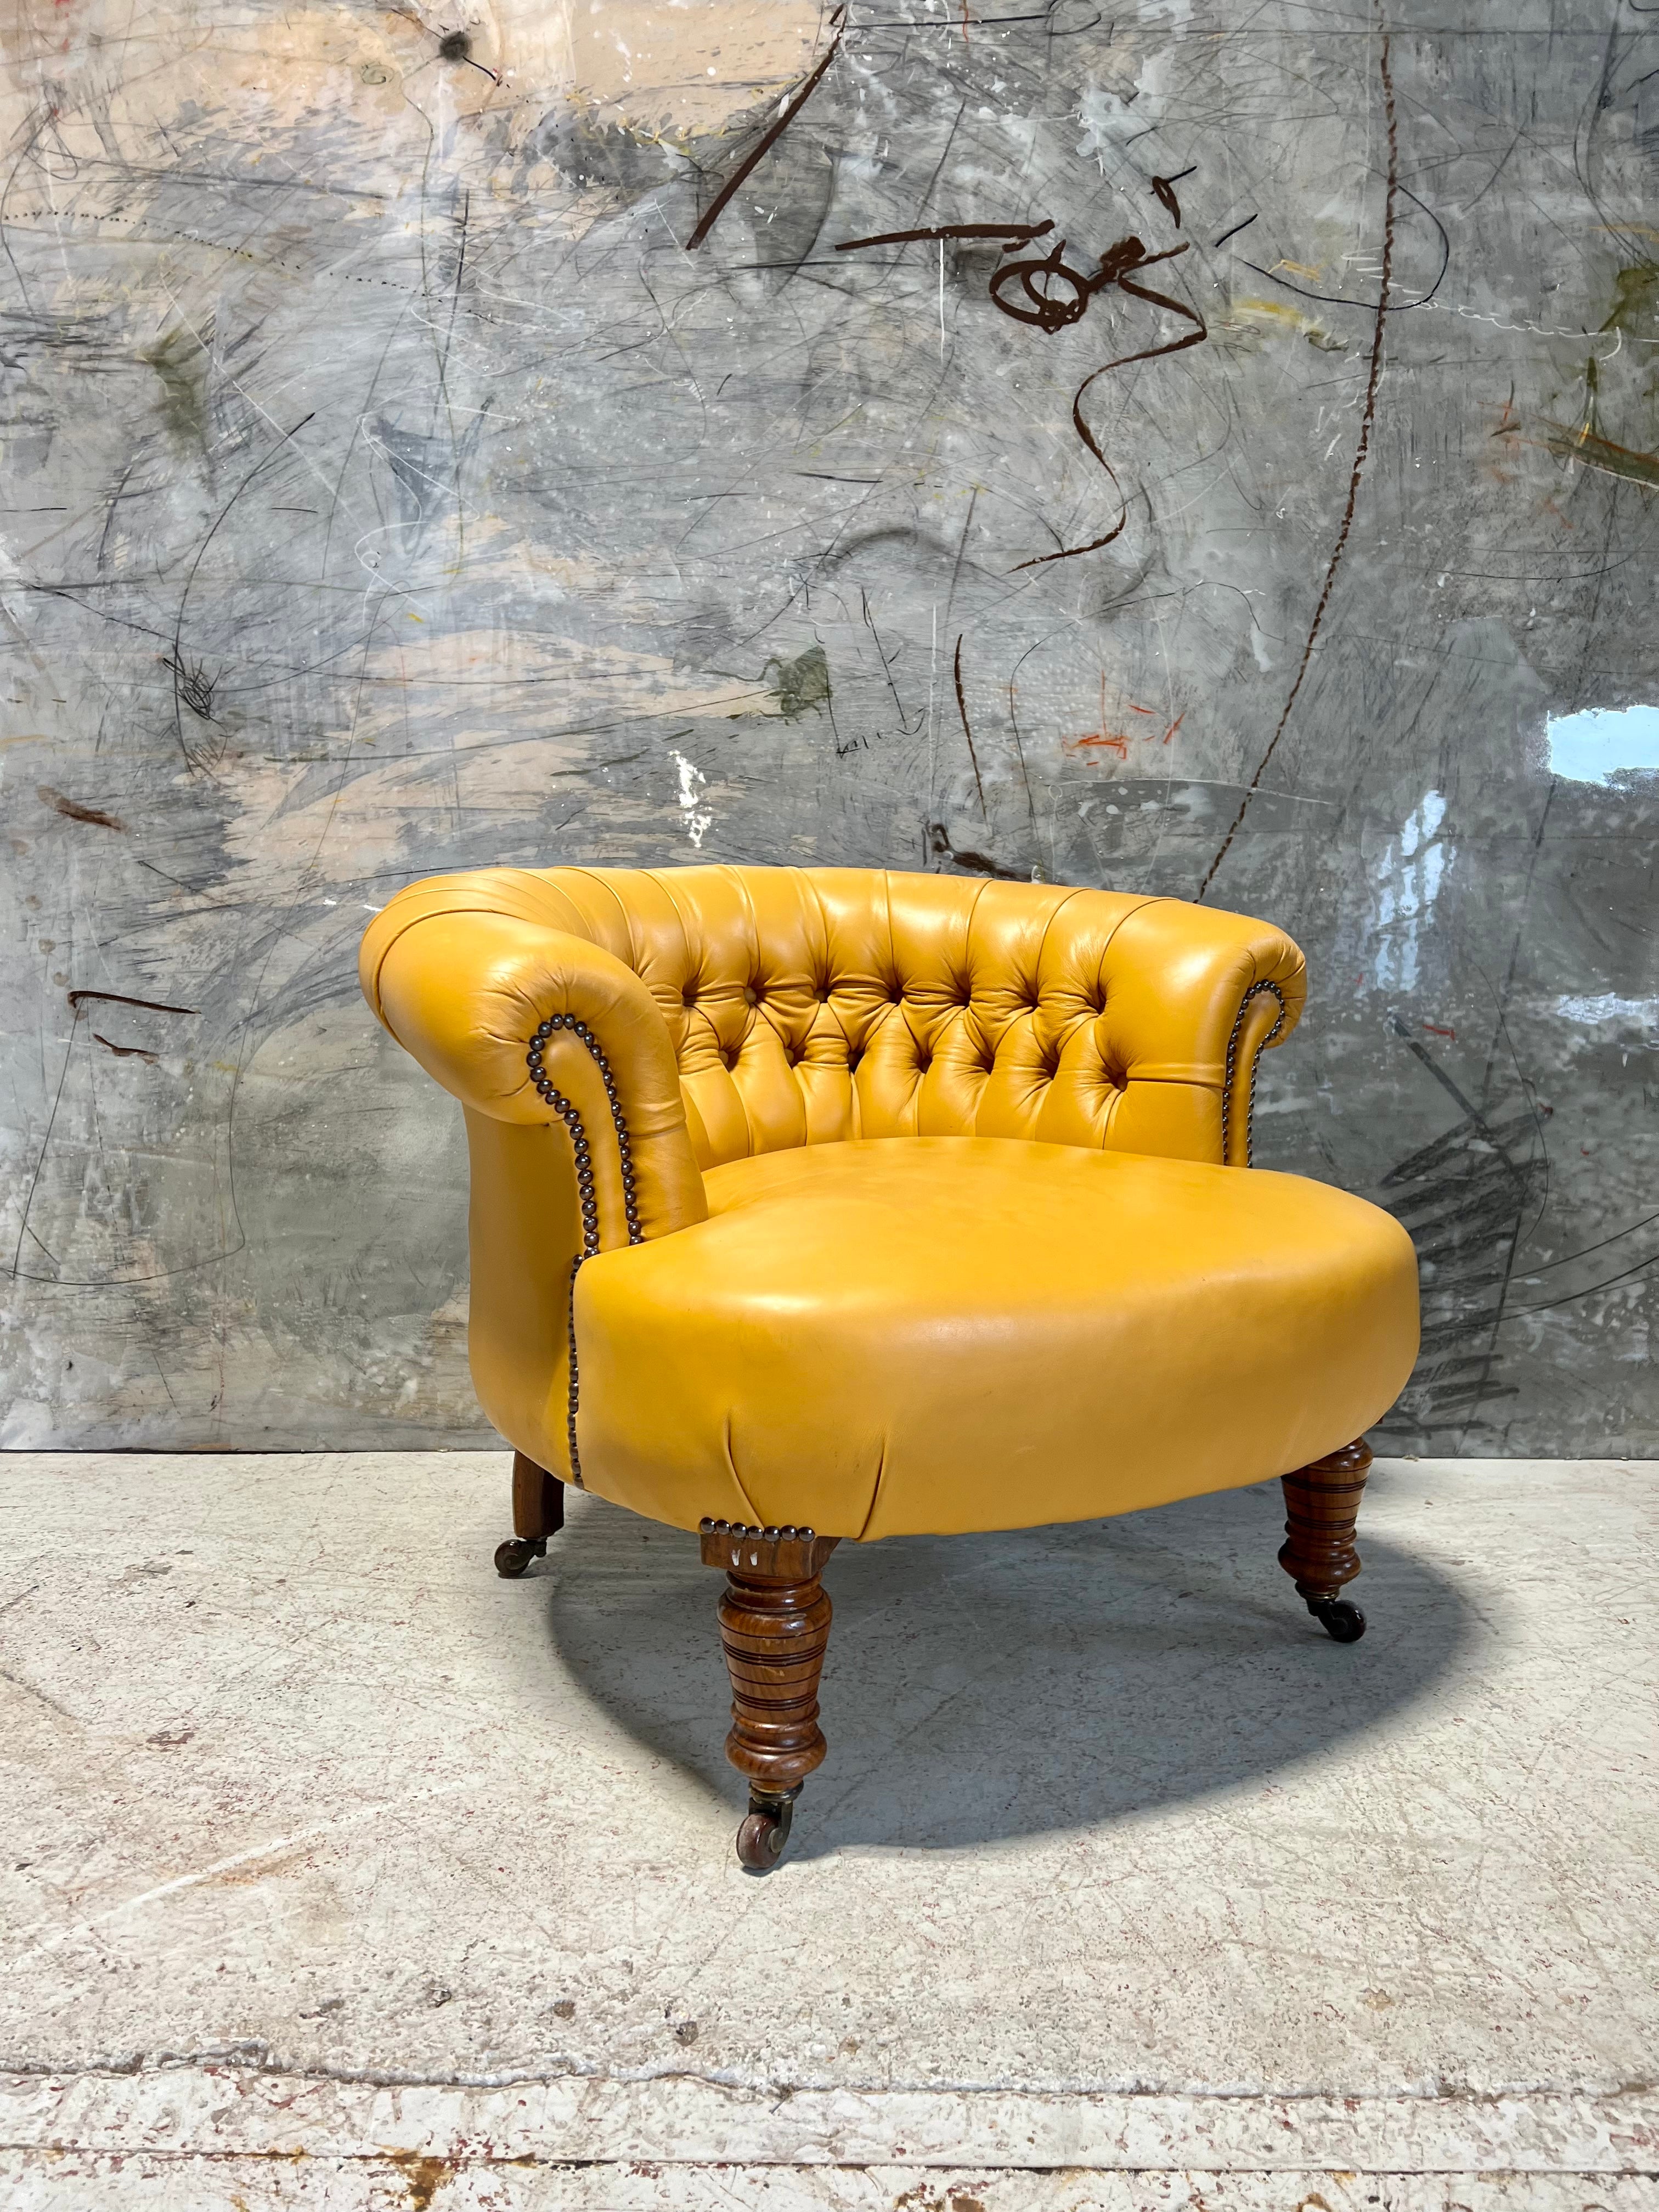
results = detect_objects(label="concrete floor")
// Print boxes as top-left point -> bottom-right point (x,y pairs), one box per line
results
0,1452 -> 1654,2211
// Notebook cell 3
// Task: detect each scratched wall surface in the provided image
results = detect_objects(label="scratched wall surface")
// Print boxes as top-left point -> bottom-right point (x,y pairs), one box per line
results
2,0 -> 1656,1452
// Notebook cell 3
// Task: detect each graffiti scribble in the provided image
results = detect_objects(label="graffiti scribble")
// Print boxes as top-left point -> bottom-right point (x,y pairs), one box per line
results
835,211 -> 1208,572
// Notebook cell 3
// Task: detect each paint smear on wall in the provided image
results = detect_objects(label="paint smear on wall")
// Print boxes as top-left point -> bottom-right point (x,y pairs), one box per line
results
672,750 -> 712,847
504,0 -> 823,140
1555,993 -> 1659,1034
1547,703 -> 1659,785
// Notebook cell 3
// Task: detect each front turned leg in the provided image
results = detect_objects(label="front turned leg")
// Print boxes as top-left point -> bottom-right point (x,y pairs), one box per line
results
495,1451 -> 566,1578
700,1520 -> 839,1872
1279,1438 -> 1372,1643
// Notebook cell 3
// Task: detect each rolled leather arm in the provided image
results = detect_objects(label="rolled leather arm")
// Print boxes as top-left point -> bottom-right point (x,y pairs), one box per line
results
360,878 -> 708,1247
1074,895 -> 1307,1169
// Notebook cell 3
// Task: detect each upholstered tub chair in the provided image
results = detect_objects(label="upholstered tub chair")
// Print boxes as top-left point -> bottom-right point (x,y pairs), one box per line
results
360,865 -> 1418,1868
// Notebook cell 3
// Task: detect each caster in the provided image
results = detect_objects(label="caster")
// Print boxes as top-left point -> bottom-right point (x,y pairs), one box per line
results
1309,1596 -> 1366,1643
735,1790 -> 797,1872
494,1536 -> 546,1578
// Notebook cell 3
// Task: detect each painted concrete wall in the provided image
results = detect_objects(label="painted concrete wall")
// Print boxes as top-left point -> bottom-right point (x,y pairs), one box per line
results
2,0 -> 1655,1452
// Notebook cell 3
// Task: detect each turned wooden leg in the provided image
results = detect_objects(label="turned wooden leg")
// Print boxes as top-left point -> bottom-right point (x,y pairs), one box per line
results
1279,1437 -> 1372,1643
495,1451 -> 565,1578
699,1518 -> 839,1872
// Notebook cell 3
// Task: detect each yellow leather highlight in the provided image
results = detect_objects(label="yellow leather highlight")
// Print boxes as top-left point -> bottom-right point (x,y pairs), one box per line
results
572,1137 -> 1420,1538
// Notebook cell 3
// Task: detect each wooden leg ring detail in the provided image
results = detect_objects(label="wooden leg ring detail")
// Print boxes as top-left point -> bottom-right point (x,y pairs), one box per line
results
1279,1438 -> 1372,1643
701,1520 -> 839,1870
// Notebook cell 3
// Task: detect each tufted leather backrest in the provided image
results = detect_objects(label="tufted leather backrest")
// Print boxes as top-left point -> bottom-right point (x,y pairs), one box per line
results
500,864 -> 1305,1171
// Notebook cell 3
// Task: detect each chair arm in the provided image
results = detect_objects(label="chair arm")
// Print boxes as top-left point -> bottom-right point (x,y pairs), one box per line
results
360,878 -> 708,1248
1088,898 -> 1307,1167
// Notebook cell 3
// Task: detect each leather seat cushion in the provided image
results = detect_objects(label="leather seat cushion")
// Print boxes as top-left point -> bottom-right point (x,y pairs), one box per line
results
572,1137 -> 1419,1541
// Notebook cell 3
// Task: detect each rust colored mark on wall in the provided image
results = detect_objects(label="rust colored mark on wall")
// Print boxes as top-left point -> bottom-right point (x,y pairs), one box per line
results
1065,693 -> 1184,759
38,787 -> 128,831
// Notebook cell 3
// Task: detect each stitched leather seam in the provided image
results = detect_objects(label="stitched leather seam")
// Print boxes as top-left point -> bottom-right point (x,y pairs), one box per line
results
563,864 -> 641,968
802,871 -> 858,1142
366,873 -> 602,1028
879,867 -> 898,1002
1042,889 -> 1158,1103
524,1012 -> 645,1488
1026,881 -> 1085,990
1014,886 -> 1087,1139
649,865 -> 706,1014
963,871 -> 993,962
731,862 -> 765,983
1073,888 -> 1161,968
873,871 -> 900,1138
362,912 -> 426,1028
362,895 -> 531,1025
961,875 -> 996,1131
506,869 -> 591,941
1221,980 -> 1288,1169
721,864 -> 765,1159
1090,894 -> 1187,1022
719,1412 -> 766,1527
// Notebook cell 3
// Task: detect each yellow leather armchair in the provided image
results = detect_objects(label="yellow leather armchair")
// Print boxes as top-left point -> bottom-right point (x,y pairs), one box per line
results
362,865 -> 1418,1867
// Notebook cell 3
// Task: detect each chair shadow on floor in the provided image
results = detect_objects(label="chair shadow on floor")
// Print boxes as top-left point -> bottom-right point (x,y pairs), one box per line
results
521,1474 -> 1476,1859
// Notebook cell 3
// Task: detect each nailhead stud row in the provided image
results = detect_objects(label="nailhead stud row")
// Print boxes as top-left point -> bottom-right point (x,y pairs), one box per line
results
1221,980 -> 1287,1170
524,1013 -> 646,1486
698,1517 -> 818,1541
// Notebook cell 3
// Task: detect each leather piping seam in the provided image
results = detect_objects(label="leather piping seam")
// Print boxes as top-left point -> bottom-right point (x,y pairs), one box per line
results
524,1012 -> 646,1488
808,874 -> 862,1141
718,1412 -> 765,1528
727,855 -> 762,1158
1041,890 -> 1158,1131
656,865 -> 735,1138
1221,980 -> 1287,1169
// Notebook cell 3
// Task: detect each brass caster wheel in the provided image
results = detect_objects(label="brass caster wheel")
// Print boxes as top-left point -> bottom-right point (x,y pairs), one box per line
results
494,1536 -> 547,1579
735,1790 -> 797,1872
1309,1596 -> 1366,1643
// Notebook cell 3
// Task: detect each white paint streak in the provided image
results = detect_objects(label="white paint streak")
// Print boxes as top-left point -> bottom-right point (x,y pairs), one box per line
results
670,749 -> 712,847
1555,993 -> 1659,1032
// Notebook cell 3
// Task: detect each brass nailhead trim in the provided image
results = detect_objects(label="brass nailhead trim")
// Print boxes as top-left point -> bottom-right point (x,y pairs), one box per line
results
1221,980 -> 1286,1169
699,1517 -> 817,1540
525,1013 -> 646,1488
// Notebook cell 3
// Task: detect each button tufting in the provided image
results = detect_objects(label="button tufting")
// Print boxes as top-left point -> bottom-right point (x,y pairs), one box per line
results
682,984 -> 698,1006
